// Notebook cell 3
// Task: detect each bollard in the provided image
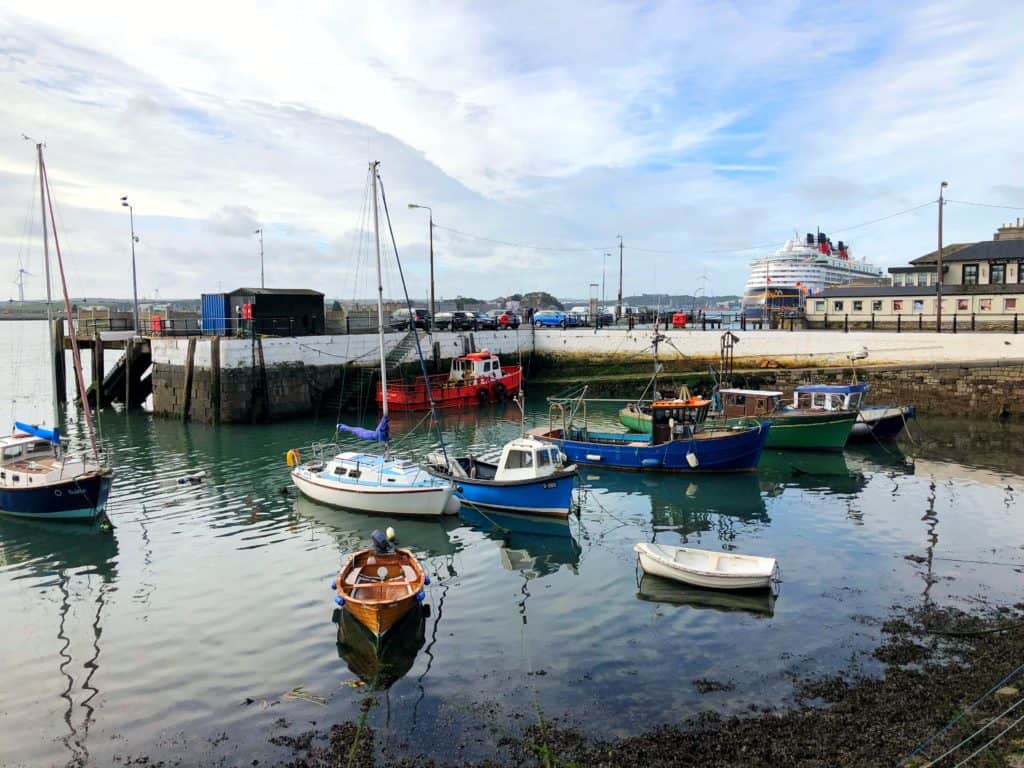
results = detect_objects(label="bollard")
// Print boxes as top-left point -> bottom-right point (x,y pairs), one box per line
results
897,314 -> 901,333
971,312 -> 976,331
844,313 -> 849,333
870,312 -> 875,330
918,314 -> 922,331
824,312 -> 828,330
953,313 -> 957,333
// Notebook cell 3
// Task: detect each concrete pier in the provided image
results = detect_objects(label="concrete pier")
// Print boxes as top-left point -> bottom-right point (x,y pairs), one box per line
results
148,328 -> 1024,422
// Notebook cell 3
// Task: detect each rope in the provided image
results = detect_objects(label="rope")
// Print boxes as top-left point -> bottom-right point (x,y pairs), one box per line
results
897,660 -> 1024,766
918,697 -> 1024,767
950,708 -> 1024,767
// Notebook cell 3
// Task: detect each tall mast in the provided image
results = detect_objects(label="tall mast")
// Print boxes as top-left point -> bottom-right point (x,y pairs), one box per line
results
370,162 -> 389,436
37,143 -> 59,429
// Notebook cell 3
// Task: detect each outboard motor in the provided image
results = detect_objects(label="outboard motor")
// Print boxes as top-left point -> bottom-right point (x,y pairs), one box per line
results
371,529 -> 395,554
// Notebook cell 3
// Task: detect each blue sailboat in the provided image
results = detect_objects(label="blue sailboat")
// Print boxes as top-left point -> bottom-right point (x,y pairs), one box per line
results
529,395 -> 770,472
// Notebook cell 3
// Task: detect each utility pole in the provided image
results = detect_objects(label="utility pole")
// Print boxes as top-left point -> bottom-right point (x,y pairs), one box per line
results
254,227 -> 265,289
408,204 -> 435,317
617,234 -> 623,322
936,181 -> 948,333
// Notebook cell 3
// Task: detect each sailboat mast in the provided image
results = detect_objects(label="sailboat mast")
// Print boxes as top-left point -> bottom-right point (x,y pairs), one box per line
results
37,143 -> 60,430
370,162 -> 389,427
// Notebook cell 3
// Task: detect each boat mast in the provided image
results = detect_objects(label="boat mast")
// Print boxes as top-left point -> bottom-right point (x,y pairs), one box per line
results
36,142 -> 60,430
370,161 -> 390,454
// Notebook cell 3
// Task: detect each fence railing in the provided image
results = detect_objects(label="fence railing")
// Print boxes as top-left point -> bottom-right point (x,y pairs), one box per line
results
811,311 -> 1021,333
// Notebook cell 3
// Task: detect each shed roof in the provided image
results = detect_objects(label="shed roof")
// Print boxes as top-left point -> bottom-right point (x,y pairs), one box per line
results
910,239 -> 1024,265
228,288 -> 325,297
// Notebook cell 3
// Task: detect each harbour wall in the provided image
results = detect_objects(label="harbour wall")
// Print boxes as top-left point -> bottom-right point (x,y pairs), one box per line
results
149,329 -> 1024,422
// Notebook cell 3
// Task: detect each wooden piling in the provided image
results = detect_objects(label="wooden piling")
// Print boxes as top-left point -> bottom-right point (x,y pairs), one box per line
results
93,330 -> 104,404
124,338 -> 134,408
210,336 -> 221,423
182,337 -> 197,422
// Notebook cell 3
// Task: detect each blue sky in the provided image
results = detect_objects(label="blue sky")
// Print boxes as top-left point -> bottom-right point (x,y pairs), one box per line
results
1,0 -> 1023,303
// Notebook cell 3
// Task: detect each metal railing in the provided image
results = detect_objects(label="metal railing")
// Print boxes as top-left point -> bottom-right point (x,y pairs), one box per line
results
812,311 -> 1021,333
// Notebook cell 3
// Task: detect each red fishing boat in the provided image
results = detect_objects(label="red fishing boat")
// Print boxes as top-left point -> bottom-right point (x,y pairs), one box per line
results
377,350 -> 522,411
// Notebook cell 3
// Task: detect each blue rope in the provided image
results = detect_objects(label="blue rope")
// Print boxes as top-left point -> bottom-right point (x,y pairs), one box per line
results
897,660 -> 1024,766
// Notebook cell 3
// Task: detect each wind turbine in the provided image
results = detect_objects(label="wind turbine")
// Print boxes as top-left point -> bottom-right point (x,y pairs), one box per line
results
14,260 -> 33,302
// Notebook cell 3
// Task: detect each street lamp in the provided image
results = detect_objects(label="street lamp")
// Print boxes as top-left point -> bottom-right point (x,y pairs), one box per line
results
254,227 -> 265,289
120,196 -> 140,334
408,204 -> 435,317
936,181 -> 948,332
617,235 -> 624,322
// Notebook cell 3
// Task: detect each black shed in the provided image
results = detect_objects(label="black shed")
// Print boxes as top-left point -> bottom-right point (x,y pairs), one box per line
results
226,288 -> 325,336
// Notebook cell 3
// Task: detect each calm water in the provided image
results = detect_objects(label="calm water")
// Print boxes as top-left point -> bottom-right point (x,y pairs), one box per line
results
2,320 -> 1023,766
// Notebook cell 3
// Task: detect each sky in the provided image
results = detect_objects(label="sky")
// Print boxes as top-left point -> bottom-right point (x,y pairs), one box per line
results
1,0 -> 1023,304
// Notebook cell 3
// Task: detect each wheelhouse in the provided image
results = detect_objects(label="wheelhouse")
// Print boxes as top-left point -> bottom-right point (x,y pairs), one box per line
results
792,383 -> 868,412
449,350 -> 502,382
719,389 -> 783,418
651,398 -> 711,443
495,438 -> 566,482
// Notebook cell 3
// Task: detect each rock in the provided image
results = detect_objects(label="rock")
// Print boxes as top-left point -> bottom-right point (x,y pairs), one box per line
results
996,686 -> 1020,698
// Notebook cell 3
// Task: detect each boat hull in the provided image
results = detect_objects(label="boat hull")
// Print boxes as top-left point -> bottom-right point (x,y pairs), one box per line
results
337,548 -> 425,638
437,470 -> 576,518
0,471 -> 113,521
635,543 -> 775,591
849,406 -> 915,441
532,423 -> 770,473
292,470 -> 455,517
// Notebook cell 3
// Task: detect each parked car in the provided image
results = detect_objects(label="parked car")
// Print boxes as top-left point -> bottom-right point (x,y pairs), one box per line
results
533,310 -> 572,328
389,307 -> 431,330
487,309 -> 520,329
434,310 -> 477,331
472,311 -> 497,330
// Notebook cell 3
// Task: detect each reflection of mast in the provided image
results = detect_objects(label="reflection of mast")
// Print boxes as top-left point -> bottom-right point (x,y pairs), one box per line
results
57,572 -> 81,765
921,482 -> 939,605
412,554 -> 455,729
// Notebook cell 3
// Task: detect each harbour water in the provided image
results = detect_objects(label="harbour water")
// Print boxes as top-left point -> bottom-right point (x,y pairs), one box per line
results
2,320 -> 1023,766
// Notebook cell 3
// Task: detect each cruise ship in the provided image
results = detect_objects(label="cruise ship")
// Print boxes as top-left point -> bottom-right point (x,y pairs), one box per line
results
741,232 -> 883,320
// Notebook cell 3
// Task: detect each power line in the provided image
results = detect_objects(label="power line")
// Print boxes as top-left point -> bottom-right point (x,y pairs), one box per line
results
830,200 -> 936,234
946,199 -> 1024,211
433,223 -> 612,253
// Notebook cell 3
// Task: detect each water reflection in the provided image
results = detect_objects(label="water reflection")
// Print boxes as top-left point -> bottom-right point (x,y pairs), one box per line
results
0,518 -> 118,767
637,574 -> 776,617
758,450 -> 866,495
292,495 -> 463,558
335,603 -> 427,690
458,507 -> 581,579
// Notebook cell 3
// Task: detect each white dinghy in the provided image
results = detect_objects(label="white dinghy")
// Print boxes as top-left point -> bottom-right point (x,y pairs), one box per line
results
634,542 -> 778,591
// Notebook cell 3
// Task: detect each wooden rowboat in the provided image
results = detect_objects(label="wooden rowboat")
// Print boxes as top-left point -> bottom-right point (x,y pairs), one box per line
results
335,546 -> 426,637
634,542 -> 777,591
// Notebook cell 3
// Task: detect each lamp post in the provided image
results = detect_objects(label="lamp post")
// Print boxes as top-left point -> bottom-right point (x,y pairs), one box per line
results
254,227 -> 265,288
408,204 -> 435,318
936,181 -> 948,333
617,234 -> 624,322
120,196 -> 140,334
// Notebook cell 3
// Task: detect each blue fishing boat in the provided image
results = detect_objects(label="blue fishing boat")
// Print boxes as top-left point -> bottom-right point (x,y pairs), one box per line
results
529,396 -> 770,472
427,435 -> 577,518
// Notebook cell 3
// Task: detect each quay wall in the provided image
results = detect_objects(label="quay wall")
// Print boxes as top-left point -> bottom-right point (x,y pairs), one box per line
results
149,329 -> 1024,422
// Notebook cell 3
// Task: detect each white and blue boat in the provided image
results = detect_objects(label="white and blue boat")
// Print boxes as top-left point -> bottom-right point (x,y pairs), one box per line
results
530,396 -> 770,472
792,383 -> 915,441
426,435 -> 577,519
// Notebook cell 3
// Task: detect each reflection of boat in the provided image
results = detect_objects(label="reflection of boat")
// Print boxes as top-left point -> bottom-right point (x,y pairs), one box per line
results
458,506 -> 580,578
293,495 -> 462,558
635,542 -> 777,590
427,435 -> 577,517
757,450 -> 865,495
335,538 -> 426,637
0,516 -> 119,576
335,602 -> 426,689
637,574 -> 776,617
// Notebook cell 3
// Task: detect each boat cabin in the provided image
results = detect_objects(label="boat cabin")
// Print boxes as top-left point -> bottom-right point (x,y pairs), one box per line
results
449,350 -> 503,383
791,383 -> 868,412
494,437 -> 566,481
651,398 -> 711,443
719,389 -> 783,418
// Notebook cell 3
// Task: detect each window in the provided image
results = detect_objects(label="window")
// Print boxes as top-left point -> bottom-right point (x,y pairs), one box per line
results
963,264 -> 979,285
833,300 -> 844,312
872,300 -> 883,312
537,450 -> 551,467
893,300 -> 904,312
913,299 -> 924,312
505,450 -> 533,469
1004,298 -> 1017,311
483,361 -> 491,372
991,263 -> 1006,285
980,298 -> 992,311
1019,261 -> 1024,284
894,274 -> 905,287
853,300 -> 863,312
814,300 -> 825,312
957,298 -> 969,311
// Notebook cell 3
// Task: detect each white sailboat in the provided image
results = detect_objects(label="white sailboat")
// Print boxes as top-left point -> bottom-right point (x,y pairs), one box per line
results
290,162 -> 456,517
1,142 -> 113,521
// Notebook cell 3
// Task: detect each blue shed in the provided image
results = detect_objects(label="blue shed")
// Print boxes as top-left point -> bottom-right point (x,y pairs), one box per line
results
201,293 -> 231,334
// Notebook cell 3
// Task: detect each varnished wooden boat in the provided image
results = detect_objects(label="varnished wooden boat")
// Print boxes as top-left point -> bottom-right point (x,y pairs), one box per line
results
335,547 -> 426,637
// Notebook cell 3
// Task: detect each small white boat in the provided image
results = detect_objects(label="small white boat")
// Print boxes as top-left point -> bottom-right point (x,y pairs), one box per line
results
633,542 -> 777,591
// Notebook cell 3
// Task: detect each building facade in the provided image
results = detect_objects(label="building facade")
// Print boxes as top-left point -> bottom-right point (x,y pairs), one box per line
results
804,221 -> 1024,329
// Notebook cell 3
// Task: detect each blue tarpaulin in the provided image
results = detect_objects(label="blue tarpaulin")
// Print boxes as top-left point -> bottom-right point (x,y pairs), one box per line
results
14,422 -> 60,445
337,416 -> 389,443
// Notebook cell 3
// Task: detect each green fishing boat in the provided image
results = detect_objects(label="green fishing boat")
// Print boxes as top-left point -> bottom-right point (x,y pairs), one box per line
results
619,388 -> 856,450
